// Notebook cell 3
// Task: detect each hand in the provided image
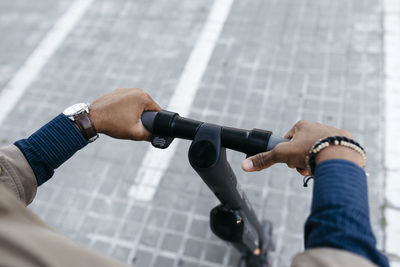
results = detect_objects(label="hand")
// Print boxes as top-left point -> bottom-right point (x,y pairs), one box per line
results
241,120 -> 353,176
89,88 -> 161,141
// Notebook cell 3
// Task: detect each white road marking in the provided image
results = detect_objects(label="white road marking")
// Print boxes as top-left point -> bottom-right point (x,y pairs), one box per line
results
0,0 -> 93,125
383,0 -> 400,261
129,0 -> 234,201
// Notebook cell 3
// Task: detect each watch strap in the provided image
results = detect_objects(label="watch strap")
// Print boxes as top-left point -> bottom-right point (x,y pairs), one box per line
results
73,111 -> 98,142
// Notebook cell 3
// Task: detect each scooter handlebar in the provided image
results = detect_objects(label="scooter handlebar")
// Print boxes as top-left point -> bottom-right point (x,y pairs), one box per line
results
141,110 -> 288,154
267,135 -> 288,151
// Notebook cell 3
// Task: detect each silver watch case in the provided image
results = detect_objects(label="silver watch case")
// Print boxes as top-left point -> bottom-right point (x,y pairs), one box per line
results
63,103 -> 99,142
63,103 -> 90,121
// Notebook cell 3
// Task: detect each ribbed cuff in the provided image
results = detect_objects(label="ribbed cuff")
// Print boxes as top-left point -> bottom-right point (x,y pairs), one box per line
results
15,114 -> 88,185
312,159 -> 369,214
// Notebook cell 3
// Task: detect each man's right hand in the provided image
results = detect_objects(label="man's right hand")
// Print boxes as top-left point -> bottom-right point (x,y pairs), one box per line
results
241,120 -> 357,176
88,88 -> 161,141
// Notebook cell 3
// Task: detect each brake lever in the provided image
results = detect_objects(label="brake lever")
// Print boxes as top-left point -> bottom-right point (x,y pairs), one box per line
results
151,135 -> 175,149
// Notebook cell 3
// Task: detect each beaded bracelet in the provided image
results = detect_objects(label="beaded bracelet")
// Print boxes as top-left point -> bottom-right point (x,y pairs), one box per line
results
305,136 -> 366,177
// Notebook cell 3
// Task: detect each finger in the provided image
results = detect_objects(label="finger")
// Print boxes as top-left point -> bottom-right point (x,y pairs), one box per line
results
284,124 -> 296,139
138,95 -> 160,128
145,100 -> 161,112
134,125 -> 152,141
142,130 -> 152,141
139,104 -> 160,136
242,151 -> 276,172
287,163 -> 295,168
143,93 -> 161,111
243,141 -> 295,172
296,167 -> 310,176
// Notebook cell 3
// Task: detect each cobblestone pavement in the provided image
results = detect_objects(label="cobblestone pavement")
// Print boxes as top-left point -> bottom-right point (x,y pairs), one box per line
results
384,0 -> 400,265
0,0 -> 389,266
0,0 -> 70,91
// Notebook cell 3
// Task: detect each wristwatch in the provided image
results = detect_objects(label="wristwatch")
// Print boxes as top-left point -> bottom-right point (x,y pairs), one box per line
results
63,103 -> 99,143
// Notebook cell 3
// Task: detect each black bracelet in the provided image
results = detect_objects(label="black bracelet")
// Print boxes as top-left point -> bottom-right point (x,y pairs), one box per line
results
305,136 -> 366,176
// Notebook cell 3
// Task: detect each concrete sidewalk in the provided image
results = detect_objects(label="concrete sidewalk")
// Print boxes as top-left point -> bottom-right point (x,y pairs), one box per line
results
0,0 -> 393,266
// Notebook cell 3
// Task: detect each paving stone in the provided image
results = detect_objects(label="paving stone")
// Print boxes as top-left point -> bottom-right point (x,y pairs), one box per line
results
119,221 -> 141,242
189,218 -> 210,239
92,240 -> 111,254
147,208 -> 169,228
112,245 -> 131,262
154,255 -> 175,267
167,212 -> 188,232
140,227 -> 161,248
204,243 -> 227,264
97,218 -> 119,237
161,232 -> 183,253
184,238 -> 204,259
179,261 -> 200,267
132,250 -> 153,267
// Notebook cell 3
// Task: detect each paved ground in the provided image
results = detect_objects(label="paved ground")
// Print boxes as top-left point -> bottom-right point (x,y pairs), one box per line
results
384,0 -> 400,265
0,0 -> 70,91
0,0 -> 393,266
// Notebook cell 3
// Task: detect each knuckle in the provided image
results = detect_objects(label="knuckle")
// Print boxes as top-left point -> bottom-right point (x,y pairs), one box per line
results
143,91 -> 150,97
252,153 -> 266,168
141,91 -> 151,101
130,88 -> 142,95
296,120 -> 307,127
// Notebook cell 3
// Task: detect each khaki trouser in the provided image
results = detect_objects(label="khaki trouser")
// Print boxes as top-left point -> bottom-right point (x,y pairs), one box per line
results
0,145 -> 377,267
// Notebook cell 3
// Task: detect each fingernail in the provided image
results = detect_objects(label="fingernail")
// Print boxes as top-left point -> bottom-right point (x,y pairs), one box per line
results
242,159 -> 254,171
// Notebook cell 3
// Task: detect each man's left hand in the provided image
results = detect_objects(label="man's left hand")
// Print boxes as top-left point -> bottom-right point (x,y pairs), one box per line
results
89,88 -> 161,141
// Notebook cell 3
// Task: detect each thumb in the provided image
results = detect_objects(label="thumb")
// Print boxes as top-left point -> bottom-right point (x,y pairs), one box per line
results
242,151 -> 276,172
132,122 -> 152,141
241,142 -> 292,172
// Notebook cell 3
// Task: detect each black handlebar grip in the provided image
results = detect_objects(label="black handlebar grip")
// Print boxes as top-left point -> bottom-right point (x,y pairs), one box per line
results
267,135 -> 289,151
141,111 -> 157,133
141,110 -> 289,152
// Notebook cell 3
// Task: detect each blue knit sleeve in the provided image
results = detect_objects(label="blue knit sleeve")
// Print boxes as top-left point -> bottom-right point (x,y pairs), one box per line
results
14,114 -> 88,185
305,159 -> 389,267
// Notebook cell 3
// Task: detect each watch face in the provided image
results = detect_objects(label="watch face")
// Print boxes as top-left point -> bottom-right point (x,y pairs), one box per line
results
63,103 -> 88,116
